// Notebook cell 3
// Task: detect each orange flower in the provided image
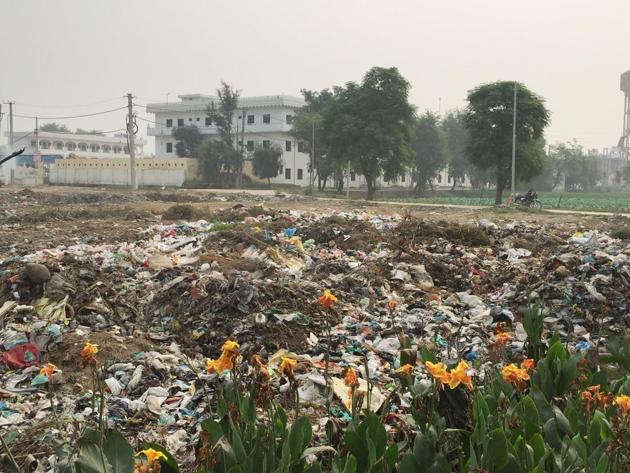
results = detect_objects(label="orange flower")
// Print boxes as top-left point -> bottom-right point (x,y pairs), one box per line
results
80,342 -> 99,365
280,357 -> 297,378
387,300 -> 398,310
613,395 -> 630,414
39,363 -> 57,379
206,339 -> 240,374
448,361 -> 473,390
317,290 -> 337,309
425,361 -> 451,387
136,448 -> 167,464
495,332 -> 511,346
344,367 -> 359,387
502,364 -> 530,384
396,364 -> 413,376
520,358 -> 535,371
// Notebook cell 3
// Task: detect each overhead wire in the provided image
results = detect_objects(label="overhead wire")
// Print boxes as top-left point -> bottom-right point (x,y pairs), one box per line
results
14,106 -> 127,120
14,97 -> 125,109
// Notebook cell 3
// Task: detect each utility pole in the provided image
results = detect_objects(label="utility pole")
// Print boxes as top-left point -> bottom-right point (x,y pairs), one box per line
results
346,161 -> 350,200
240,109 -> 246,188
35,117 -> 39,153
7,101 -> 15,149
126,93 -> 137,190
310,119 -> 315,197
0,104 -> 3,142
510,82 -> 517,200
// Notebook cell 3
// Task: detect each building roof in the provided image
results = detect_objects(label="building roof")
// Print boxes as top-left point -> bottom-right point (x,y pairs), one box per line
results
146,94 -> 305,114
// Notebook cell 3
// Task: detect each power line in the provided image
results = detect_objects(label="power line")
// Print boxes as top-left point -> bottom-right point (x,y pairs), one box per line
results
14,97 -> 124,110
13,106 -> 127,120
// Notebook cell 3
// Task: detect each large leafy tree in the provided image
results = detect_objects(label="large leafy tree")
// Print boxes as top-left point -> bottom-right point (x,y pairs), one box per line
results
412,111 -> 448,193
252,144 -> 283,184
442,111 -> 469,190
324,67 -> 415,200
172,125 -> 203,157
206,81 -> 242,186
548,141 -> 599,191
464,81 -> 550,204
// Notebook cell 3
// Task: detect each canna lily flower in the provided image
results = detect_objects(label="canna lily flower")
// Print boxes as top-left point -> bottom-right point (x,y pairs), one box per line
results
614,395 -> 630,414
502,364 -> 530,384
317,290 -> 337,309
136,448 -> 167,464
39,363 -> 57,379
448,361 -> 474,390
425,361 -> 451,387
206,339 -> 240,374
520,358 -> 535,371
494,332 -> 511,346
80,342 -> 99,365
280,357 -> 297,378
344,367 -> 359,387
396,364 -> 413,376
221,340 -> 239,358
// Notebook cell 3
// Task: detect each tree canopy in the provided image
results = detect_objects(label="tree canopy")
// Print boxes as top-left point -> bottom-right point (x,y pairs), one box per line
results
40,123 -> 70,133
548,141 -> 599,191
75,128 -> 103,135
252,144 -> 283,184
173,125 -> 203,157
411,111 -> 448,193
323,67 -> 415,200
464,81 -> 550,203
442,111 -> 469,190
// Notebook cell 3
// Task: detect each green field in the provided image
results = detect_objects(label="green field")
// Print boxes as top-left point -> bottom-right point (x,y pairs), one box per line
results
318,190 -> 630,213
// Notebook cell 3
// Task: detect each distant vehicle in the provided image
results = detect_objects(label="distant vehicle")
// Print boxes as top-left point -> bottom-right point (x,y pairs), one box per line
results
514,189 -> 542,208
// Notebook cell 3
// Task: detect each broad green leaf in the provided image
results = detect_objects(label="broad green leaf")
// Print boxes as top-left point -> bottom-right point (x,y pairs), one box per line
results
103,431 -> 134,473
75,442 -> 114,473
485,428 -> 509,470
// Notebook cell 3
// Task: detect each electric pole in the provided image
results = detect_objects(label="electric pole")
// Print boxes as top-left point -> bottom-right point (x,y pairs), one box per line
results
310,119 -> 315,197
510,82 -> 517,200
6,101 -> 15,149
126,93 -> 137,190
240,109 -> 246,189
0,104 -> 3,142
35,117 -> 39,153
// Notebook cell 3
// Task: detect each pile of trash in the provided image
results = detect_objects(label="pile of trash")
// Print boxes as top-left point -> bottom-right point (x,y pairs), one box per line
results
1,203 -> 628,467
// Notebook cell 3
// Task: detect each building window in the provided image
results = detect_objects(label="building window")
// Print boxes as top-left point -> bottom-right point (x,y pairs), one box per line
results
166,143 -> 173,153
247,115 -> 255,124
166,119 -> 172,128
90,144 -> 99,152
351,172 -> 356,182
177,118 -> 184,127
298,141 -> 305,152
188,118 -> 193,122
247,140 -> 254,151
263,140 -> 270,149
286,114 -> 293,124
285,168 -> 291,180
263,114 -> 271,124
196,117 -> 200,122
285,140 -> 292,152
205,117 -> 211,126
297,169 -> 303,180
124,146 -> 130,153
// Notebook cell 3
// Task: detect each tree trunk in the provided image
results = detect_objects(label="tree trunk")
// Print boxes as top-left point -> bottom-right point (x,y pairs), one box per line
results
429,180 -> 435,192
321,177 -> 327,191
494,178 -> 504,205
450,178 -> 457,191
337,178 -> 344,194
267,178 -> 270,185
366,176 -> 375,200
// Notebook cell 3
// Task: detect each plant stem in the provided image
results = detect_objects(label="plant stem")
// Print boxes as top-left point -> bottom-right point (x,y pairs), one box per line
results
0,433 -> 20,473
324,316 -> 332,416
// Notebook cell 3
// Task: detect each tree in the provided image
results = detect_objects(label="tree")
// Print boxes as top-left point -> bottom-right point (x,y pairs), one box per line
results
252,144 -> 283,184
464,81 -> 550,204
411,111 -> 448,193
172,125 -> 203,157
195,140 -> 223,183
442,111 -> 470,190
324,67 -> 415,200
40,123 -> 70,133
291,89 -> 339,191
75,128 -> 103,135
206,82 -> 242,186
548,141 -> 599,191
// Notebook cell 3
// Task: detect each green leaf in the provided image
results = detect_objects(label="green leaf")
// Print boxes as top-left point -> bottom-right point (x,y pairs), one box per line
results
75,442 -> 114,473
104,431 -> 134,473
595,454 -> 609,473
528,433 -> 546,465
543,419 -> 562,452
521,396 -> 541,439
419,346 -> 437,363
485,428 -> 509,470
142,443 -> 179,473
289,416 -> 312,462
384,443 -> 398,471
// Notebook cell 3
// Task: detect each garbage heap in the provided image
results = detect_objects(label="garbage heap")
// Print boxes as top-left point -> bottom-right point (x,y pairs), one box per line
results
0,205 -> 628,467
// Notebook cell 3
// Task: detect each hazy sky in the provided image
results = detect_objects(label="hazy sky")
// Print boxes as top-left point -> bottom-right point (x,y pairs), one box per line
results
1,0 -> 628,154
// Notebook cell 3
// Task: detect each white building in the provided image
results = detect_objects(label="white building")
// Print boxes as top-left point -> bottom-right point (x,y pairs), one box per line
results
147,94 -> 313,185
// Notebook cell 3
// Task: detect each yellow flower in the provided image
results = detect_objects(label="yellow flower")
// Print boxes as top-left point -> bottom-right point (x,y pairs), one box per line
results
80,342 -> 99,365
221,340 -> 239,357
205,355 -> 233,374
502,363 -> 530,384
425,361 -> 451,387
614,395 -> 630,414
448,361 -> 473,390
396,364 -> 413,376
344,367 -> 358,387
495,332 -> 511,346
520,358 -> 535,371
280,357 -> 297,377
136,448 -> 167,464
317,290 -> 337,309
39,363 -> 57,379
